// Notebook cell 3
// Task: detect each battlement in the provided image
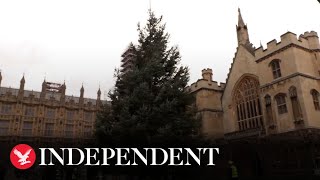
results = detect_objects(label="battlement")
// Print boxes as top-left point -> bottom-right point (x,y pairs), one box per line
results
255,31 -> 320,61
187,68 -> 225,93
202,68 -> 213,74
0,72 -> 103,109
188,79 -> 225,93
202,68 -> 213,82
303,31 -> 318,38
0,86 -> 101,109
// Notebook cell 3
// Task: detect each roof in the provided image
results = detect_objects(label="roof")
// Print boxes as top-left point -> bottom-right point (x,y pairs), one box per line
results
0,86 -> 97,104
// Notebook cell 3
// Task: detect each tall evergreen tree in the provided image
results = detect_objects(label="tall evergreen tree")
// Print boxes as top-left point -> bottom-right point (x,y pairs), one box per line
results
96,11 -> 200,145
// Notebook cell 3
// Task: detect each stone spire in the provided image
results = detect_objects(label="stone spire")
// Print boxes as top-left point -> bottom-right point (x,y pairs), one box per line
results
40,78 -> 46,100
236,8 -> 250,46
238,8 -> 245,27
79,84 -> 84,106
42,78 -> 46,91
20,74 -> 25,89
80,84 -> 84,98
97,87 -> 101,100
18,74 -> 25,100
97,87 -> 102,107
61,81 -> 66,94
60,81 -> 66,104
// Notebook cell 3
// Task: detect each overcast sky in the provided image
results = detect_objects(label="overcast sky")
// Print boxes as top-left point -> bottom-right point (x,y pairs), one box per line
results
0,0 -> 319,99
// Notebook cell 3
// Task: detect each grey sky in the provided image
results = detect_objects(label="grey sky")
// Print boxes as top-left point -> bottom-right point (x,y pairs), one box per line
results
0,0 -> 319,99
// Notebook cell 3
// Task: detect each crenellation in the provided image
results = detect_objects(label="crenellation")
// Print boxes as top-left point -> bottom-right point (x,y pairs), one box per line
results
255,46 -> 264,57
266,39 -> 278,50
304,31 -> 318,38
188,67 -> 225,93
188,8 -> 320,156
298,35 -> 309,44
254,31 -> 320,60
202,68 -> 213,81
280,31 -> 298,43
302,31 -> 320,49
188,68 -> 225,92
202,68 -> 212,73
0,73 -> 106,109
188,77 -> 225,93
255,45 -> 263,51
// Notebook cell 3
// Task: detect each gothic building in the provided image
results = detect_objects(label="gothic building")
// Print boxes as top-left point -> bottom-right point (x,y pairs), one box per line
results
189,9 -> 320,140
0,73 -> 102,141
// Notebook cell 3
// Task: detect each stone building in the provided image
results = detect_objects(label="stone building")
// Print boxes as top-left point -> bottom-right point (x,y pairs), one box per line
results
189,8 -> 320,140
0,73 -> 102,140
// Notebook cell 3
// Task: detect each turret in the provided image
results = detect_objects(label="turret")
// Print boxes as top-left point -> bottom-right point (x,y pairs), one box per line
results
97,88 -> 101,100
60,82 -> 66,104
202,68 -> 213,82
20,75 -> 25,89
18,75 -> 25,100
80,84 -> 84,98
303,31 -> 320,49
236,8 -> 250,46
79,84 -> 84,106
40,79 -> 46,100
97,87 -> 102,107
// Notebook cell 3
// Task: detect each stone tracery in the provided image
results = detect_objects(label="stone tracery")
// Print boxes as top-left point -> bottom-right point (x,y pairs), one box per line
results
233,77 -> 263,131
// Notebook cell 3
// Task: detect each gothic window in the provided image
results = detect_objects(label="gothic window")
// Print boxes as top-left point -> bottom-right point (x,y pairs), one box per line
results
65,124 -> 74,138
0,120 -> 9,136
44,123 -> 54,137
289,86 -> 303,121
46,108 -> 56,119
84,112 -> 93,122
264,95 -> 274,126
1,104 -> 12,115
22,121 -> 33,136
275,93 -> 287,114
66,110 -> 75,123
311,89 -> 320,110
233,77 -> 263,131
270,59 -> 282,79
24,107 -> 35,117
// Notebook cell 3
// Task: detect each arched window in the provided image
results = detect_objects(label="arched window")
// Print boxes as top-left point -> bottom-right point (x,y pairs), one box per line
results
275,93 -> 287,114
311,89 -> 320,110
264,95 -> 274,127
289,86 -> 303,121
233,77 -> 263,131
269,59 -> 282,79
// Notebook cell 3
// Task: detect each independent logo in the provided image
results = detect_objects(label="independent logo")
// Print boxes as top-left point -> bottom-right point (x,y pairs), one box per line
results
10,144 -> 36,170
